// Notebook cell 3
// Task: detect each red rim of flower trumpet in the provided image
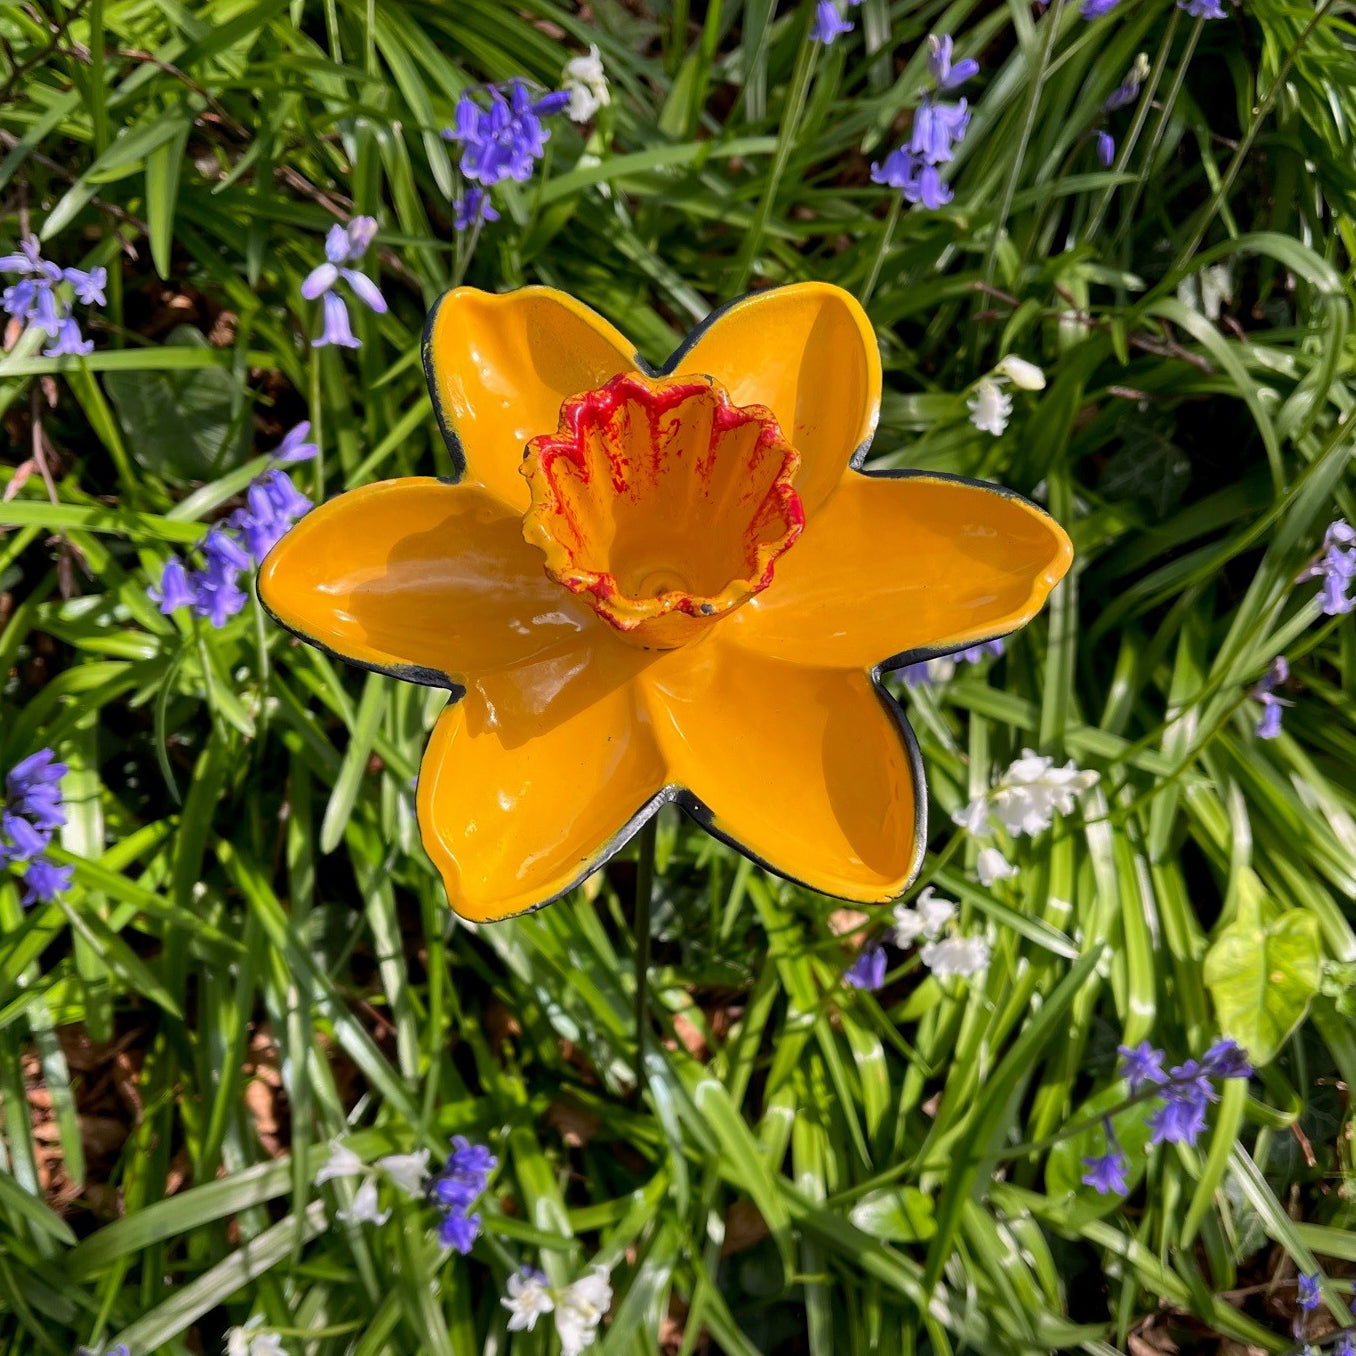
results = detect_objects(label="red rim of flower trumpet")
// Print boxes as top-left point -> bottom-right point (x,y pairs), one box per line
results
520,373 -> 805,649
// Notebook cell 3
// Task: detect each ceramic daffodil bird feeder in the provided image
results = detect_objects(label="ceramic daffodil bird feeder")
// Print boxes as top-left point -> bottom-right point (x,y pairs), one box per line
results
259,284 -> 1072,922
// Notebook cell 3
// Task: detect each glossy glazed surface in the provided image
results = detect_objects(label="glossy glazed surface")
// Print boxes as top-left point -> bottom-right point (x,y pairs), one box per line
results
261,282 -> 1074,921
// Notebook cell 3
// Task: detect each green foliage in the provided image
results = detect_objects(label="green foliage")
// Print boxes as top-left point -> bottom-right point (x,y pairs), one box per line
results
0,0 -> 1355,1352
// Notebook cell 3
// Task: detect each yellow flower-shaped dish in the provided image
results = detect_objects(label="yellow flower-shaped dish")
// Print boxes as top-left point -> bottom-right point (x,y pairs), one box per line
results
259,284 -> 1072,921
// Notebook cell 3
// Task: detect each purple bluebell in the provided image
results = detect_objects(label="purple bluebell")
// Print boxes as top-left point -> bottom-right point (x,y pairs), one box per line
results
1,237 -> 102,352
927,35 -> 979,91
303,217 -> 385,349
189,559 -> 248,628
1199,1039 -> 1252,1080
1117,1041 -> 1166,1093
1096,132 -> 1115,167
900,638 -> 1003,688
259,469 -> 312,522
1146,1091 -> 1208,1147
1081,0 -> 1122,15
1254,697 -> 1284,739
1080,1121 -> 1129,1195
1,810 -> 47,863
314,291 -> 360,349
1103,73 -> 1144,113
64,266 -> 107,306
844,945 -> 887,991
1302,520 -> 1355,616
29,284 -> 63,339
1178,0 -> 1226,15
150,557 -> 195,614
1080,1147 -> 1128,1194
446,82 -> 570,187
274,421 -> 319,464
21,858 -> 72,907
1251,658 -> 1292,739
453,188 -> 501,232
43,316 -> 93,358
432,1135 -> 497,1255
1298,1273 -> 1322,1313
7,750 -> 67,831
910,98 -> 970,165
203,528 -> 252,574
1336,1332 -> 1355,1356
810,1 -> 853,43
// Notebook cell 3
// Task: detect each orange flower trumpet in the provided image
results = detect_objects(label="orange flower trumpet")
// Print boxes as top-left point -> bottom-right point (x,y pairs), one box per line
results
259,284 -> 1071,921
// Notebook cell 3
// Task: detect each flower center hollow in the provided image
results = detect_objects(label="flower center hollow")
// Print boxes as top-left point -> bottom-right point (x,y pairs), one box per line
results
520,372 -> 805,649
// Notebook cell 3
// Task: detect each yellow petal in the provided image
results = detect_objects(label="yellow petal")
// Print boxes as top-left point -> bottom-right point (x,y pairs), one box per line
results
424,287 -> 640,512
258,478 -> 598,687
668,283 -> 881,518
417,672 -> 666,921
725,471 -> 1073,670
641,641 -> 922,902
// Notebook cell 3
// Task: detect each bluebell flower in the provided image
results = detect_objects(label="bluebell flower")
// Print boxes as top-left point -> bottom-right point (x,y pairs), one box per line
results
1081,0 -> 1122,16
1199,1039 -> 1252,1080
870,153 -> 952,210
927,35 -> 979,91
149,473 -> 309,626
1253,697 -> 1285,739
1336,1331 -> 1355,1356
1103,56 -> 1149,112
1178,0 -> 1226,15
1302,520 -> 1355,615
303,217 -> 385,350
189,559 -> 249,628
64,266 -> 107,306
453,187 -> 501,232
1117,1041 -> 1166,1093
844,945 -> 887,991
1146,1090 -> 1208,1147
901,638 -> 1003,689
1,236 -> 102,352
43,316 -> 93,358
445,82 -> 570,186
21,858 -> 72,907
1251,657 -> 1292,739
910,98 -> 971,165
150,557 -> 195,615
810,1 -> 853,43
314,291 -> 360,350
432,1135 -> 497,1255
274,420 -> 319,464
1096,132 -> 1115,167
1,810 -> 47,863
1297,1273 -> 1322,1314
7,750 -> 67,842
202,528 -> 252,574
1080,1121 -> 1129,1195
